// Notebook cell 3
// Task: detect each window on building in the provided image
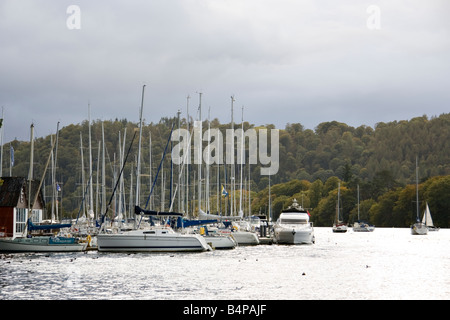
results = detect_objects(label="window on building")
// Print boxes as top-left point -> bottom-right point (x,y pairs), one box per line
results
15,208 -> 27,234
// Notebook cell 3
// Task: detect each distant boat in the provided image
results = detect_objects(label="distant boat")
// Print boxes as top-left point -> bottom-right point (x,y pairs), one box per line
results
353,185 -> 375,232
411,157 -> 428,235
273,199 -> 315,245
332,182 -> 348,233
422,202 -> 439,232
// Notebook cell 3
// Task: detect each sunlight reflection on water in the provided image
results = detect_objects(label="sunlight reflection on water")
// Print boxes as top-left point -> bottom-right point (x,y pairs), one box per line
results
1,228 -> 449,300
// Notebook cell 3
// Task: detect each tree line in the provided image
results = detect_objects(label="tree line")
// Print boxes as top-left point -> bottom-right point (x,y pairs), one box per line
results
2,113 -> 449,227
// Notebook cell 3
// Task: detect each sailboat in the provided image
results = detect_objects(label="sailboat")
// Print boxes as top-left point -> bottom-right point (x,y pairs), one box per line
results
332,182 -> 347,233
411,157 -> 428,235
422,202 -> 439,232
96,86 -> 211,252
352,185 -> 375,232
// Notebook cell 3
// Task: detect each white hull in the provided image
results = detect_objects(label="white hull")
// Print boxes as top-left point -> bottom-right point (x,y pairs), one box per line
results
0,236 -> 87,253
332,224 -> 348,233
353,222 -> 375,232
230,231 -> 260,245
274,227 -> 315,245
203,235 -> 237,249
274,199 -> 315,245
411,223 -> 428,235
97,228 -> 212,252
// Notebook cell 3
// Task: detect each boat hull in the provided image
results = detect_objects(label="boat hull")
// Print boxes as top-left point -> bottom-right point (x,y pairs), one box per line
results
203,235 -> 237,249
274,227 -> 315,245
411,223 -> 428,235
353,222 -> 375,232
97,230 -> 211,252
332,224 -> 348,233
0,236 -> 87,253
230,231 -> 260,246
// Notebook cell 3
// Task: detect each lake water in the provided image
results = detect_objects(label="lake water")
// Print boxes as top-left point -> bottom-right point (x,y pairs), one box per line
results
1,227 -> 449,301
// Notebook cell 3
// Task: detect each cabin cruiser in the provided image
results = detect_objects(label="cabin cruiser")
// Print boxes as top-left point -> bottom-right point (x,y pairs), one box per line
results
273,199 -> 315,245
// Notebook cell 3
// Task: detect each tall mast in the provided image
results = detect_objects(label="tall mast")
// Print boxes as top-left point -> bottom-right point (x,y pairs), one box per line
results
96,140 -> 101,220
239,105 -> 244,217
197,92 -> 202,214
101,122 -> 106,216
186,95 -> 190,217
136,85 -> 145,209
357,184 -> 360,221
88,103 -> 94,219
206,106 -> 211,213
28,124 -> 35,222
416,156 -> 419,221
80,132 -> 85,218
337,182 -> 341,222
177,109 -> 181,213
230,95 -> 235,216
54,122 -> 60,221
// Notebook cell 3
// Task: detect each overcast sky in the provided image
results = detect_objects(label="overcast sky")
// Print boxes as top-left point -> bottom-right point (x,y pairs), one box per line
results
1,0 -> 449,142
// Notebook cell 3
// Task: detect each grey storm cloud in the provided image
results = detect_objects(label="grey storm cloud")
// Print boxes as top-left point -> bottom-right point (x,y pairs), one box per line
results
1,0 -> 449,142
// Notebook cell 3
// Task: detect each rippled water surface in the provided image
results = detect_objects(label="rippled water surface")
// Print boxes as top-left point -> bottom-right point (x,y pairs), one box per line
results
1,228 -> 449,300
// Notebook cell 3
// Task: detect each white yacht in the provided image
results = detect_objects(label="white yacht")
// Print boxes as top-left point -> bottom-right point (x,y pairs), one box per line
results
352,221 -> 375,232
97,226 -> 212,252
411,221 -> 428,235
411,157 -> 428,236
352,185 -> 375,232
215,221 -> 260,246
201,230 -> 237,249
273,199 -> 315,245
332,182 -> 348,233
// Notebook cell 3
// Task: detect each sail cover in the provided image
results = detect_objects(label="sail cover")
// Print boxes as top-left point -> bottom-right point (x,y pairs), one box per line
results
134,205 -> 183,217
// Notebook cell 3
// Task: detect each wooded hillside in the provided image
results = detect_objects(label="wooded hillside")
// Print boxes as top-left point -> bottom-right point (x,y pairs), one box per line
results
3,113 -> 449,227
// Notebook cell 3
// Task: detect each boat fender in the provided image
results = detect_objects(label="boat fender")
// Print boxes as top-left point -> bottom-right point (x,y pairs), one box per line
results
86,235 -> 92,246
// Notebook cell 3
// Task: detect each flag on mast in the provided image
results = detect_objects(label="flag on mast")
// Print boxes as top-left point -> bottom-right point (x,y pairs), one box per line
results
221,185 -> 228,197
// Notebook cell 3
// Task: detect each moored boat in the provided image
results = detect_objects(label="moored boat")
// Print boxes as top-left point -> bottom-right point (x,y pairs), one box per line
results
411,157 -> 428,235
0,235 -> 87,252
352,221 -> 375,232
273,199 -> 315,245
97,226 -> 211,252
352,185 -> 375,232
332,182 -> 347,233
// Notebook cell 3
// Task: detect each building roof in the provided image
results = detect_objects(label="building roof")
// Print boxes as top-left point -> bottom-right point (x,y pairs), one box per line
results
0,177 -> 45,208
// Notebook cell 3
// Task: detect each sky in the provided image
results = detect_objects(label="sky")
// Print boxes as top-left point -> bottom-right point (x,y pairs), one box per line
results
1,0 -> 449,142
